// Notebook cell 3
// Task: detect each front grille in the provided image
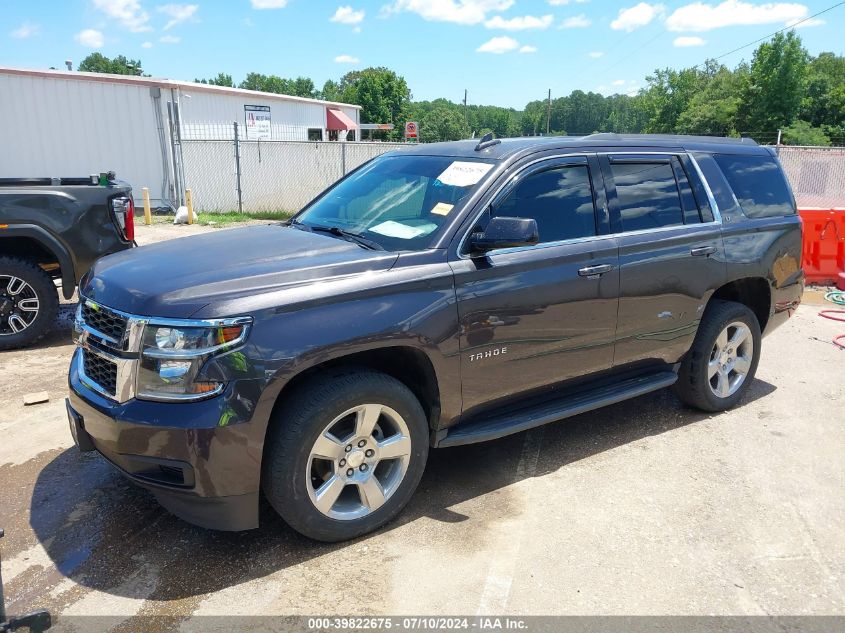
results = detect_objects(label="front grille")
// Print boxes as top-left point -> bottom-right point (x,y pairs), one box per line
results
81,301 -> 127,343
83,350 -> 118,396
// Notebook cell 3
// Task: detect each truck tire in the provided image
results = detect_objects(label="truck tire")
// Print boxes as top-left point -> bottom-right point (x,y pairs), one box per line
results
262,369 -> 429,542
673,299 -> 761,412
0,256 -> 59,350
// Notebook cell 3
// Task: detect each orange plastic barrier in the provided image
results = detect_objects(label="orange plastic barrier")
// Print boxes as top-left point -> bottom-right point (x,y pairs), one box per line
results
798,208 -> 845,284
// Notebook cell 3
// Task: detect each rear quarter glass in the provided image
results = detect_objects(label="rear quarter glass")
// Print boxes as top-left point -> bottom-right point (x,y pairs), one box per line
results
712,153 -> 796,219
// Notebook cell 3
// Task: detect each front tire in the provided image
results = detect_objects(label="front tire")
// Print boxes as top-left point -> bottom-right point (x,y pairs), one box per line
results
262,370 -> 429,542
673,300 -> 762,412
0,256 -> 59,350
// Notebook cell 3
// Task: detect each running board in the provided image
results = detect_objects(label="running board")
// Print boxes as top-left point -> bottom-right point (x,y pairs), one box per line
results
438,371 -> 678,448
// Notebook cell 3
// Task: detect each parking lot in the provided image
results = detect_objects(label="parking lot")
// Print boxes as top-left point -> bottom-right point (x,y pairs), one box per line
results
1,221 -> 843,629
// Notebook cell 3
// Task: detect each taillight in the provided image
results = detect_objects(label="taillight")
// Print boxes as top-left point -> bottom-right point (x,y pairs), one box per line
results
111,195 -> 135,242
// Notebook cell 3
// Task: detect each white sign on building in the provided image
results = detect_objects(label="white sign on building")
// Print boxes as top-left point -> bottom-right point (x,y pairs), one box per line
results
244,105 -> 271,140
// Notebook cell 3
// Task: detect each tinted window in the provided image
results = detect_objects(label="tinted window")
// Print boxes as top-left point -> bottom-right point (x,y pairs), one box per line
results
494,165 -> 596,243
713,154 -> 795,218
671,158 -> 701,224
610,162 -> 684,232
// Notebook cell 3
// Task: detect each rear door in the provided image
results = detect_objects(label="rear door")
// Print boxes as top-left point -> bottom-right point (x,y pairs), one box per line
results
599,152 -> 726,367
450,155 -> 620,414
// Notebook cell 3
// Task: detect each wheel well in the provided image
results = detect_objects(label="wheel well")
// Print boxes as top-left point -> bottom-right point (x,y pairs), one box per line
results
0,237 -> 61,276
710,278 -> 771,331
270,346 -> 442,430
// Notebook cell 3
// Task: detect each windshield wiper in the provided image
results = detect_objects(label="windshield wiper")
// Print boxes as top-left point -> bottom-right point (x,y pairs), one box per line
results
309,225 -> 384,251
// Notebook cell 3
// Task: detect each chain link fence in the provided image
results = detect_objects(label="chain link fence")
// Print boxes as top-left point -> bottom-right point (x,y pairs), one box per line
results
181,122 -> 409,213
777,146 -> 845,209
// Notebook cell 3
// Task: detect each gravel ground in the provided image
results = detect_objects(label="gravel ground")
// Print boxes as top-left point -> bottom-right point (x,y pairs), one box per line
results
1,221 -> 843,630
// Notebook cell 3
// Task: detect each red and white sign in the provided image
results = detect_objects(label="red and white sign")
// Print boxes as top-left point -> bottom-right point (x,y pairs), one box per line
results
405,121 -> 418,139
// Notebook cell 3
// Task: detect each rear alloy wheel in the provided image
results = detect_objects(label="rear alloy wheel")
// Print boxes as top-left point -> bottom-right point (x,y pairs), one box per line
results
0,257 -> 59,350
262,370 -> 428,542
673,299 -> 761,412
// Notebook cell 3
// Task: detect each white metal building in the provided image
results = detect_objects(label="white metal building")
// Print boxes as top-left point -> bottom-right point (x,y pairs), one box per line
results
0,66 -> 361,207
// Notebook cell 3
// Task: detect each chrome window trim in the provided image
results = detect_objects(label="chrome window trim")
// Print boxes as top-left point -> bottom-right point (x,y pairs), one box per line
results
456,150 -> 724,259
74,295 -> 252,404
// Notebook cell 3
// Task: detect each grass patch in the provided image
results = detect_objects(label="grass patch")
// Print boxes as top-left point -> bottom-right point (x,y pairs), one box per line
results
196,210 -> 294,226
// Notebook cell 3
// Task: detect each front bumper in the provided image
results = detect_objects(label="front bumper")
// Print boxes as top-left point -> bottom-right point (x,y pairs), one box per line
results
68,348 -> 263,531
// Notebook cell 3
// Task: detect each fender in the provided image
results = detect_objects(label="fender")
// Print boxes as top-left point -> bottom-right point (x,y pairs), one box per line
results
0,224 -> 77,299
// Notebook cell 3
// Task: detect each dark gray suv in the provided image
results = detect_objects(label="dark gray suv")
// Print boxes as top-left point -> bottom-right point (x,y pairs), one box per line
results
67,134 -> 803,541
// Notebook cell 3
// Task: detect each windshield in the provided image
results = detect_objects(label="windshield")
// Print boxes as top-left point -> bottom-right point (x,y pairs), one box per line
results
295,154 -> 496,251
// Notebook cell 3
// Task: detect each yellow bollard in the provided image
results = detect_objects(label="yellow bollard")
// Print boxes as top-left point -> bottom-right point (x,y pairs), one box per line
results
142,187 -> 152,225
185,188 -> 194,225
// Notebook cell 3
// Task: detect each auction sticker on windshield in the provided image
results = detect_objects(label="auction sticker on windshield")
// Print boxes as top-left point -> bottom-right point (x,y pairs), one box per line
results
431,202 -> 454,216
370,220 -> 438,239
436,161 -> 493,187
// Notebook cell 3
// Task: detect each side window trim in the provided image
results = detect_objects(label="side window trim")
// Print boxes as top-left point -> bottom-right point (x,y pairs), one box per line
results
670,156 -> 701,224
458,154 -> 603,256
601,152 -> 723,235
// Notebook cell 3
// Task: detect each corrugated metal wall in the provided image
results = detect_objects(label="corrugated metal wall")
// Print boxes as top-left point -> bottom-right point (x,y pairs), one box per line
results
0,73 -> 168,204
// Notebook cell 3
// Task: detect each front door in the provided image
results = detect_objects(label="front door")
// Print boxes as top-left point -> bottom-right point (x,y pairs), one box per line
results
450,155 -> 620,416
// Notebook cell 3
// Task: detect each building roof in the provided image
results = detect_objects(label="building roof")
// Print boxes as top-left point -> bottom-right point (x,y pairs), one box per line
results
395,133 -> 768,161
0,65 -> 361,110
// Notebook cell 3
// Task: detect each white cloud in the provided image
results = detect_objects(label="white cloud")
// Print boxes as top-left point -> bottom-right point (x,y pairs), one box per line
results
334,54 -> 360,63
382,0 -> 514,25
158,4 -> 199,30
331,6 -> 365,24
611,2 -> 664,31
10,21 -> 39,39
666,1 -> 808,32
75,28 -> 105,48
92,0 -> 151,32
548,0 -> 589,4
787,16 -> 824,27
612,79 -> 626,86
588,50 -> 604,57
251,0 -> 288,8
519,44 -> 538,53
476,35 -> 519,53
560,13 -> 591,27
159,34 -> 180,43
674,35 -> 706,46
485,14 -> 553,29
141,40 -> 153,47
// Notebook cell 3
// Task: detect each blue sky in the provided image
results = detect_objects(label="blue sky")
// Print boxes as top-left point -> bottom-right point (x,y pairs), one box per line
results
2,0 -> 843,109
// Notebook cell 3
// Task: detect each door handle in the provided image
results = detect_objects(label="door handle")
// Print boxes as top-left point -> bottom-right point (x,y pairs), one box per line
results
690,245 -> 717,257
578,264 -> 614,277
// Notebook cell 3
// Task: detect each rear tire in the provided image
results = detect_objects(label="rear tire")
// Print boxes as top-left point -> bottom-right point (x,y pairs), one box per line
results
673,300 -> 761,412
0,256 -> 59,350
262,370 -> 429,542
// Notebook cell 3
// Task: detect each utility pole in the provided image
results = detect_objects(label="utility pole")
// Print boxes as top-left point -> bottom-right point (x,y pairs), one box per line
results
546,88 -> 551,136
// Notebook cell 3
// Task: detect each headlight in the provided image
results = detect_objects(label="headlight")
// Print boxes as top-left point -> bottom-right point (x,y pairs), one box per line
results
136,318 -> 251,402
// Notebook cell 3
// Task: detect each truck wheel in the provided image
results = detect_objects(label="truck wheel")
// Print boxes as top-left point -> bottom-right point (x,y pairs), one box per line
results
673,299 -> 761,412
0,257 -> 59,350
262,370 -> 429,542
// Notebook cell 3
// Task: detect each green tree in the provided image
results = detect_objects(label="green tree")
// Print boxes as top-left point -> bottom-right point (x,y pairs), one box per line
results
195,72 -> 235,87
419,105 -> 469,142
738,31 -> 809,138
676,63 -> 747,136
78,53 -> 145,75
781,120 -> 831,146
238,73 -> 317,98
338,67 -> 411,140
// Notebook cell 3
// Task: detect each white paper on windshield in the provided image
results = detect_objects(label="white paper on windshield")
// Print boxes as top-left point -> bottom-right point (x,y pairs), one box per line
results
369,220 -> 437,239
436,161 -> 493,187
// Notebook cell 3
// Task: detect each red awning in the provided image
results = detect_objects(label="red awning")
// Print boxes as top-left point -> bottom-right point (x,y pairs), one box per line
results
326,108 -> 357,131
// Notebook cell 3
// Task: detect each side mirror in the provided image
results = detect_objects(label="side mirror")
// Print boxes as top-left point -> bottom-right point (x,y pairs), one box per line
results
469,216 -> 539,254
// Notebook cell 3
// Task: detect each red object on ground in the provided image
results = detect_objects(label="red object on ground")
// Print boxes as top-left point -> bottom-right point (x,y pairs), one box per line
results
838,272 -> 845,291
798,208 -> 845,284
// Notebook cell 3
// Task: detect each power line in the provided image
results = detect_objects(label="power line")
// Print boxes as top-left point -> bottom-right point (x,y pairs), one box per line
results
694,0 -> 845,68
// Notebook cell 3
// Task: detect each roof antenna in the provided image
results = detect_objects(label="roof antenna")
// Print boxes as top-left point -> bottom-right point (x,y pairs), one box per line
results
475,132 -> 500,152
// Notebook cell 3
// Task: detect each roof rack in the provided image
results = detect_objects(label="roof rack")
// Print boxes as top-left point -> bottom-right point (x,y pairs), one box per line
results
580,133 -> 758,146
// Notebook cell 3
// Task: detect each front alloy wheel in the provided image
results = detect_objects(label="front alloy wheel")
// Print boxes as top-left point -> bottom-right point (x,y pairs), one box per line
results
262,370 -> 429,542
307,404 -> 413,520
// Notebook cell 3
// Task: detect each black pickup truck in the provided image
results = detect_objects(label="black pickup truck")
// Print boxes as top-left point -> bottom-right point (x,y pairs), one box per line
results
0,174 -> 135,349
67,135 -> 803,541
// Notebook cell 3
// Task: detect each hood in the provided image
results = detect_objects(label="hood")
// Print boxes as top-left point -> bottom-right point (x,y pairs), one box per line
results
80,225 -> 399,318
